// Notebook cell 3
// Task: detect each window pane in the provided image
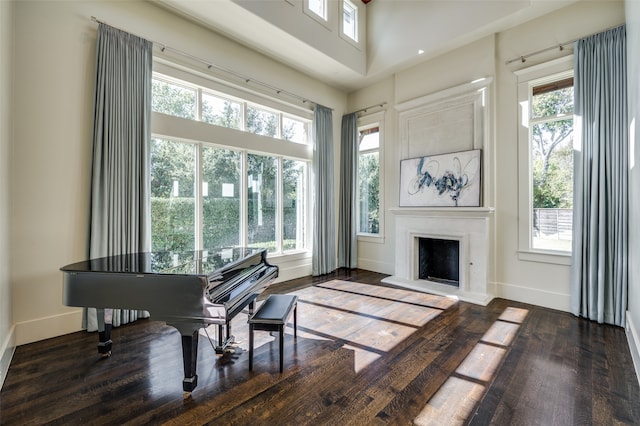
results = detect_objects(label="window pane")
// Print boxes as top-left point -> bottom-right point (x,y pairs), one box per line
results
202,93 -> 242,129
309,0 -> 326,19
150,138 -> 196,252
248,154 -> 277,252
247,106 -> 277,137
152,78 -> 196,119
283,116 -> 308,144
358,151 -> 379,234
202,146 -> 241,248
283,159 -> 307,251
360,130 -> 379,151
532,86 -> 573,119
531,118 -> 573,251
343,0 -> 358,41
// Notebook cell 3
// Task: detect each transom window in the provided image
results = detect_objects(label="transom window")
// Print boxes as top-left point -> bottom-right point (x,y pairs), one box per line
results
152,74 -> 311,145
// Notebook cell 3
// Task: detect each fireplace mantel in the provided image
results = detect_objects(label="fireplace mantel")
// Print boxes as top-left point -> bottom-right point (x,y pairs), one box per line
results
388,207 -> 494,217
383,207 -> 495,305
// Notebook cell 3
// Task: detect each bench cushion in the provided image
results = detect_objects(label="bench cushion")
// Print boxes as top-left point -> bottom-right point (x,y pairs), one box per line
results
249,294 -> 297,325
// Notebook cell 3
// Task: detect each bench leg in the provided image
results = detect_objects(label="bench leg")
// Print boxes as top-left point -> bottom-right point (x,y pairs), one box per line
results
279,325 -> 284,373
249,324 -> 254,371
293,303 -> 297,338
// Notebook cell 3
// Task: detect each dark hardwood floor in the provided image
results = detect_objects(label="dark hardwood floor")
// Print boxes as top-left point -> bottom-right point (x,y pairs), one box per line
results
1,269 -> 639,425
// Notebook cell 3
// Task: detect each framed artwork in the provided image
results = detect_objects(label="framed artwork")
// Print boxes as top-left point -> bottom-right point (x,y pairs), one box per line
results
399,149 -> 481,207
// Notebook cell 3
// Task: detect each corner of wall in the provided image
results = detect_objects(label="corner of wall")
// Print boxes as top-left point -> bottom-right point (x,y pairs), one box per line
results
626,311 -> 640,388
14,310 -> 83,346
0,324 -> 15,390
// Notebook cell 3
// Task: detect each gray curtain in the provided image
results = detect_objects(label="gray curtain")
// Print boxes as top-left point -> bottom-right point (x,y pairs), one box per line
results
312,105 -> 336,275
337,113 -> 358,268
85,24 -> 153,331
571,25 -> 627,327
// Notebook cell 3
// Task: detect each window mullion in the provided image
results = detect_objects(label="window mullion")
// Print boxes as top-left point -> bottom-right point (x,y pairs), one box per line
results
242,102 -> 248,132
195,143 -> 203,251
196,88 -> 203,121
240,151 -> 248,247
276,157 -> 283,253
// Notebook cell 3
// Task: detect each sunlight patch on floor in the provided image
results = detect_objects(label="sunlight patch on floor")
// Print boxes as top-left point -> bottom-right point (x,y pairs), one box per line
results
414,306 -> 529,425
414,377 -> 485,426
291,280 -> 453,372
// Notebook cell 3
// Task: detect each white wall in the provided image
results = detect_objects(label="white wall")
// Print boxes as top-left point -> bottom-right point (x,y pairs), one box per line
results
349,1 -> 625,312
0,0 -> 15,388
625,0 -> 640,385
11,0 -> 345,346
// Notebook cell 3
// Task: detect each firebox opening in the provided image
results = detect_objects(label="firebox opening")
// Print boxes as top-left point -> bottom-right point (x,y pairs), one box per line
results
418,237 -> 459,287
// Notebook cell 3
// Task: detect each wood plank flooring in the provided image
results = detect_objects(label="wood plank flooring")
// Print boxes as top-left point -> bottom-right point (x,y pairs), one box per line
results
1,269 -> 639,425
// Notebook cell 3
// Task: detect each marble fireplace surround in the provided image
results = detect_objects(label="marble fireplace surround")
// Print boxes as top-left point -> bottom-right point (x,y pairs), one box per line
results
382,207 -> 494,305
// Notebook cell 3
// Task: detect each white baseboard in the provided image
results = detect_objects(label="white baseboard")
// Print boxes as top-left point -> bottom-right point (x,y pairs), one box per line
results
272,262 -> 312,284
494,281 -> 571,312
0,324 -> 15,390
626,312 -> 640,388
357,257 -> 394,275
15,309 -> 84,346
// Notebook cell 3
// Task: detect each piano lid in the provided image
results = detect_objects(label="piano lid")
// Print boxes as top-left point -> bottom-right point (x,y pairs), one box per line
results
60,247 -> 267,277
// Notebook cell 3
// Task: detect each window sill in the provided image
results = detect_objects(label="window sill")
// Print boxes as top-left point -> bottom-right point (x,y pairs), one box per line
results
357,234 -> 384,244
265,250 -> 311,262
517,249 -> 571,266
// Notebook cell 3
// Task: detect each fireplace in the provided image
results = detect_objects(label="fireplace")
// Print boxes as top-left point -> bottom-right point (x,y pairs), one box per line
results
418,237 -> 459,286
382,207 -> 494,305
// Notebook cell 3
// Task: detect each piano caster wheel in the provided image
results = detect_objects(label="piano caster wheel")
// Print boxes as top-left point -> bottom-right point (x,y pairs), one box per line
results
100,351 -> 112,359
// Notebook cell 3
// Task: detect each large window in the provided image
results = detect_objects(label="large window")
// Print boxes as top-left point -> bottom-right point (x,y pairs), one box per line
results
358,126 -> 379,235
517,58 -> 573,262
150,67 -> 311,255
530,77 -> 573,252
357,112 -> 384,239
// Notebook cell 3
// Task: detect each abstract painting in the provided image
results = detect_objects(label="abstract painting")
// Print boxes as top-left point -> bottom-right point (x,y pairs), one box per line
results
399,149 -> 481,207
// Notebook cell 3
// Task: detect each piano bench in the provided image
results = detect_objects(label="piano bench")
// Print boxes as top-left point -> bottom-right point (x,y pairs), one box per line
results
248,294 -> 298,373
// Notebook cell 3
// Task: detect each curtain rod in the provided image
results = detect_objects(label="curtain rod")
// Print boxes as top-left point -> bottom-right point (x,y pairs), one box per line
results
350,102 -> 387,115
505,24 -> 624,66
90,16 -> 325,109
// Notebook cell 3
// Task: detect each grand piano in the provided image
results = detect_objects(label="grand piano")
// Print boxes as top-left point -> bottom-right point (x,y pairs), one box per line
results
61,247 -> 278,392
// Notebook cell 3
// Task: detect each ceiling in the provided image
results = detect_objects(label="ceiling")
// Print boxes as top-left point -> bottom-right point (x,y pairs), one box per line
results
154,0 -> 579,93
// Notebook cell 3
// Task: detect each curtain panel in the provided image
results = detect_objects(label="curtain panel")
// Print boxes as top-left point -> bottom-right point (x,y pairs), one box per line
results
338,112 -> 358,268
312,105 -> 336,275
85,24 -> 153,331
571,25 -> 628,327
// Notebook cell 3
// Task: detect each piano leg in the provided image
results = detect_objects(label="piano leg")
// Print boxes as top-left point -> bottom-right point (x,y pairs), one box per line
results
180,329 -> 199,392
96,308 -> 113,357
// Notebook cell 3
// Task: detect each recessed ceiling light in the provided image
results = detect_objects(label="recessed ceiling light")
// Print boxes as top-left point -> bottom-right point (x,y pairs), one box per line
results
418,49 -> 425,55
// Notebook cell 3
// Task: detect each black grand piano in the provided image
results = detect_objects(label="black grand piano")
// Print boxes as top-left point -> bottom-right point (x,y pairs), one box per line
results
61,247 -> 278,392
